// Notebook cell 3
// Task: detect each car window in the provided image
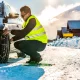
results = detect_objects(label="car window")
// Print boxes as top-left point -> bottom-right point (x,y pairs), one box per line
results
4,1 -> 24,24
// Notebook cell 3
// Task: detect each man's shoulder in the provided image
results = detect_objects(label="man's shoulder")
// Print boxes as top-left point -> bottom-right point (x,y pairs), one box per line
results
29,17 -> 36,22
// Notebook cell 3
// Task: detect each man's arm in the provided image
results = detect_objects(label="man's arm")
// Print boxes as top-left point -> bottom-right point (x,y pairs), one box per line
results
12,18 -> 36,41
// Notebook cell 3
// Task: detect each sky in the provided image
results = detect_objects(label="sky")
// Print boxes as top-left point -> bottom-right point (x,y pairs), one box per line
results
1,0 -> 80,14
0,0 -> 80,25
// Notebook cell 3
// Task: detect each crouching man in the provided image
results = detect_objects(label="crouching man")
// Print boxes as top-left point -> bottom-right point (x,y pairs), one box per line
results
3,6 -> 48,63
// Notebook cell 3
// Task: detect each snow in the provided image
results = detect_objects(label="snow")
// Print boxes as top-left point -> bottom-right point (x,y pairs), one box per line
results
1,37 -> 80,80
48,36 -> 80,49
40,46 -> 80,80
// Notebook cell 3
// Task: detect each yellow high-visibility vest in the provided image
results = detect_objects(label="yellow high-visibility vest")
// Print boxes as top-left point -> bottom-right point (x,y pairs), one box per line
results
22,15 -> 48,43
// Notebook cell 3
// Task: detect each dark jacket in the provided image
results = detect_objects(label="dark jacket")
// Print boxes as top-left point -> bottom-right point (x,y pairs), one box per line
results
11,16 -> 36,41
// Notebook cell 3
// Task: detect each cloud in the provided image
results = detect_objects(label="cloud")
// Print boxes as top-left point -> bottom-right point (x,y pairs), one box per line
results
37,3 -> 80,26
44,0 -> 62,6
44,0 -> 80,7
36,1 -> 80,39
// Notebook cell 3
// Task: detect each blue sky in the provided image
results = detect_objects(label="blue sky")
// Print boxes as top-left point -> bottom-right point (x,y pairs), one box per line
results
2,0 -> 45,14
1,0 -> 80,15
1,0 -> 80,26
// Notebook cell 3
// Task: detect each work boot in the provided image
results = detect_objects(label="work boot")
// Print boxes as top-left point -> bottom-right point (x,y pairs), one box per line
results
17,52 -> 26,58
26,57 -> 42,63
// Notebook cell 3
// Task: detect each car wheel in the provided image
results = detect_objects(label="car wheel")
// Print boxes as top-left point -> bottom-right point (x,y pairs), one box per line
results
0,34 -> 10,63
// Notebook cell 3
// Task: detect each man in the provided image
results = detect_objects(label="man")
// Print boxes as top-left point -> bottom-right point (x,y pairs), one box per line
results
4,6 -> 48,63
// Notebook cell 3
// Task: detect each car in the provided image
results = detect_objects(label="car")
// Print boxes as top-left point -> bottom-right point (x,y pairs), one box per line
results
0,1 -> 23,63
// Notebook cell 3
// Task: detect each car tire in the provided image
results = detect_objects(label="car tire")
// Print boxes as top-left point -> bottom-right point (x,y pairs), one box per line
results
0,34 -> 10,63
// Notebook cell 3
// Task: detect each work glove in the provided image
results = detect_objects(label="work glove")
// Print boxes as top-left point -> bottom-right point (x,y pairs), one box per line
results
3,28 -> 9,35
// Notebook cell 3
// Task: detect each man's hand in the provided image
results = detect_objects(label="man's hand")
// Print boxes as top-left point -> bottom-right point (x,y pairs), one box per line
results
3,29 -> 9,35
10,38 -> 13,42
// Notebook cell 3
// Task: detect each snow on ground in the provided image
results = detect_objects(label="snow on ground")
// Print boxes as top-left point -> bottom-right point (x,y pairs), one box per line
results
40,46 -> 80,80
0,37 -> 80,80
48,36 -> 80,49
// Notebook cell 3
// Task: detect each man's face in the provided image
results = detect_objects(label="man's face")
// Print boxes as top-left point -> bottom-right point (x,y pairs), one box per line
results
21,11 -> 30,21
21,11 -> 26,19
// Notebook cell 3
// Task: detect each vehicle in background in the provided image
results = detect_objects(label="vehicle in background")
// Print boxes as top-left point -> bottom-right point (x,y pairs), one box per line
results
57,20 -> 80,39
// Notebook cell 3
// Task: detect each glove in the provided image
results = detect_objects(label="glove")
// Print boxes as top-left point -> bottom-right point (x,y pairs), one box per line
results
3,28 -> 9,35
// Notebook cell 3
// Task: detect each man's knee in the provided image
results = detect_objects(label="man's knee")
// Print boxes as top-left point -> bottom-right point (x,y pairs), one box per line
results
14,41 -> 20,49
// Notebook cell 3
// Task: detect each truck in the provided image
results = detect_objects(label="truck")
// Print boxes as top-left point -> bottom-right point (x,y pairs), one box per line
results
57,20 -> 80,39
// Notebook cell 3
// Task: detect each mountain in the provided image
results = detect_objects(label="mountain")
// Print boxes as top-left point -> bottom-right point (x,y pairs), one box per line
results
55,5 -> 80,19
54,5 -> 80,27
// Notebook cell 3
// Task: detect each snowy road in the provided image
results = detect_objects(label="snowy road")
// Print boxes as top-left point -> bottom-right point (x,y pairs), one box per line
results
0,46 -> 80,80
0,54 -> 45,80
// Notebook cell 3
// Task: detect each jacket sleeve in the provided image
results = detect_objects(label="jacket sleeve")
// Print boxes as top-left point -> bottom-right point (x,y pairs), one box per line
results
12,18 -> 36,41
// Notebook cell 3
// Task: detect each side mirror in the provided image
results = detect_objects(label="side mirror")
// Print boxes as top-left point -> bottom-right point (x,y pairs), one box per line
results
8,13 -> 19,18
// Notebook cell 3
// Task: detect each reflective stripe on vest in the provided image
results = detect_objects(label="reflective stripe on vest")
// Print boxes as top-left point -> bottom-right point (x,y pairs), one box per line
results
22,15 -> 48,43
25,31 -> 46,39
33,25 -> 43,30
